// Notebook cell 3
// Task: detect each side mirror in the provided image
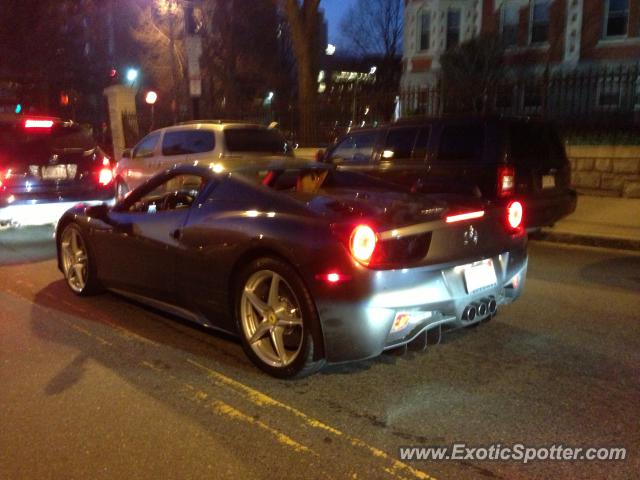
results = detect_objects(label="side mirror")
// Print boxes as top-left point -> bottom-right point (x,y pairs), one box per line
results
86,203 -> 110,221
122,148 -> 132,159
315,149 -> 325,162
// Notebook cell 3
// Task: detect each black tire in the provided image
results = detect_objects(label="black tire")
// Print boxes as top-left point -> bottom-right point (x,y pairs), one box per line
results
59,223 -> 103,296
235,257 -> 325,379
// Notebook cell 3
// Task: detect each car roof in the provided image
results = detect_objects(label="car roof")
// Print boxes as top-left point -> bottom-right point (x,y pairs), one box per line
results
169,120 -> 266,131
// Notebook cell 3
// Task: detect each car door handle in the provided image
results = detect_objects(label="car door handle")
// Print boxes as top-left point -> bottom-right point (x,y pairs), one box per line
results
171,228 -> 183,240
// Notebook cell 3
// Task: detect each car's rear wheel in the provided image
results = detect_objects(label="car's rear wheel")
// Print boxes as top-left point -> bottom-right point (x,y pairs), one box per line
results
60,224 -> 101,296
236,257 -> 324,378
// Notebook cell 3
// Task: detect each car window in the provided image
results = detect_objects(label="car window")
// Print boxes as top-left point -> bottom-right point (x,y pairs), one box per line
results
162,130 -> 215,156
0,122 -> 95,163
329,131 -> 377,164
223,128 -> 287,154
437,125 -> 485,162
382,127 -> 420,161
509,123 -> 566,168
126,173 -> 208,214
412,127 -> 430,160
133,132 -> 160,159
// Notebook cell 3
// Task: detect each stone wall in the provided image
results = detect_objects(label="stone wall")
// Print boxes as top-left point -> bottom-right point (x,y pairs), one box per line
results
566,145 -> 640,198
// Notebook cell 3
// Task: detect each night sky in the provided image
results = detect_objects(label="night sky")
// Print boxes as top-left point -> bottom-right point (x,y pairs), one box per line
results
321,0 -> 356,50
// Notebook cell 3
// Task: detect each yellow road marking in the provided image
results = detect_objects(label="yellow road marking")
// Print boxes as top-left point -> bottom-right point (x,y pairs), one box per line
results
187,359 -> 436,480
209,399 -> 314,454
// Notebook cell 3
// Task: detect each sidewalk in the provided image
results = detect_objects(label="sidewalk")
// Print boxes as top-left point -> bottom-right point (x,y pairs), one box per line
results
536,195 -> 640,251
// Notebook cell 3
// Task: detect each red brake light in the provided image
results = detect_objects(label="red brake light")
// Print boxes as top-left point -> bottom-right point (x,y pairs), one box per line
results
446,210 -> 485,223
497,165 -> 515,198
350,224 -> 377,265
24,119 -> 54,129
507,200 -> 523,230
315,272 -> 351,284
98,167 -> 114,186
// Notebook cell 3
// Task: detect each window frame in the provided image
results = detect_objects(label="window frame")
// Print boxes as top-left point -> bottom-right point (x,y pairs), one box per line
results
132,132 -> 160,159
446,9 -> 462,50
529,0 -> 550,45
603,0 -> 629,38
418,10 -> 431,52
500,2 -> 520,48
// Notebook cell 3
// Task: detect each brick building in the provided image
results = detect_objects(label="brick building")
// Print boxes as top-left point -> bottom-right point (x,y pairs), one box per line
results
402,0 -> 640,88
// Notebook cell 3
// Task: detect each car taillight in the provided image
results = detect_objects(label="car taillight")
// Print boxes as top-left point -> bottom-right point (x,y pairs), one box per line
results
507,200 -> 523,230
445,210 -> 485,223
24,118 -> 54,129
349,224 -> 378,265
497,165 -> 515,198
98,167 -> 114,186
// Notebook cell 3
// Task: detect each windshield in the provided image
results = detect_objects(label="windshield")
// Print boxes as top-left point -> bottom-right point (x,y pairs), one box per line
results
223,127 -> 288,154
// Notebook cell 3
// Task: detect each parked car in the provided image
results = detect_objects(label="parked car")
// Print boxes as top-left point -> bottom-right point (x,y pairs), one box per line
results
0,115 -> 115,228
56,162 -> 528,378
115,120 -> 297,197
318,116 -> 577,230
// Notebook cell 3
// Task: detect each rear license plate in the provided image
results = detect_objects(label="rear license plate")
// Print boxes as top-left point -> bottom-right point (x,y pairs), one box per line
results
463,259 -> 497,294
42,165 -> 75,180
542,174 -> 556,189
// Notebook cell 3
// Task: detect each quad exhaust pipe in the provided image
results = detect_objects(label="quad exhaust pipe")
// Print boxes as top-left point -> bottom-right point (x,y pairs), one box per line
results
463,296 -> 497,321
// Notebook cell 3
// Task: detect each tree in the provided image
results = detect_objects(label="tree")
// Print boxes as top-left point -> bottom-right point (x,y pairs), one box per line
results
340,0 -> 402,60
440,35 -> 505,114
198,0 -> 281,120
281,0 -> 321,145
131,1 -> 188,124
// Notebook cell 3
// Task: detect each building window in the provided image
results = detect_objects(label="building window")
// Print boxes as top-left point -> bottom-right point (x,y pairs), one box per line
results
530,0 -> 550,44
419,11 -> 431,51
605,0 -> 628,37
597,81 -> 622,109
501,3 -> 520,47
446,9 -> 461,49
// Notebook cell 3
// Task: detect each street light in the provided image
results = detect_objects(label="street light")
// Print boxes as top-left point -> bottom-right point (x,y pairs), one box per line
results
126,68 -> 139,84
145,90 -> 158,131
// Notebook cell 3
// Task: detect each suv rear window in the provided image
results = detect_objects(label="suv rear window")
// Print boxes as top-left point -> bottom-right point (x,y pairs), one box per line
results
509,123 -> 566,168
0,122 -> 94,162
437,125 -> 485,162
162,130 -> 215,156
224,128 -> 287,154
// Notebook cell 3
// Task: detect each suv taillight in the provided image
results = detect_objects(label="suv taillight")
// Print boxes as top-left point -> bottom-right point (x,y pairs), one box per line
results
497,165 -> 515,198
95,156 -> 114,186
506,200 -> 524,231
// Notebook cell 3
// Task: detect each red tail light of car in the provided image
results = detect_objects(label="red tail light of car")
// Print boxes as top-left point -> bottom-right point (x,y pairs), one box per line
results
95,155 -> 114,186
445,210 -> 485,223
24,118 -> 54,129
98,167 -> 114,186
350,224 -> 378,265
506,200 -> 524,231
497,165 -> 515,198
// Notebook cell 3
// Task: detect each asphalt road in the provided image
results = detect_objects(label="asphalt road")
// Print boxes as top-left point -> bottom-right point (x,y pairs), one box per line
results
1,227 -> 638,480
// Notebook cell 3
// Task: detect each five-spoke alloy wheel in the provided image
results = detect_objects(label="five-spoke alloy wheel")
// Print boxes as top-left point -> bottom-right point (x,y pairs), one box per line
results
236,257 -> 324,378
60,224 -> 101,296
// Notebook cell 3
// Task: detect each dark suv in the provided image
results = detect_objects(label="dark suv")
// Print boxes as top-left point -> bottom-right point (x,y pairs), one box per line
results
0,115 -> 116,228
319,116 -> 577,229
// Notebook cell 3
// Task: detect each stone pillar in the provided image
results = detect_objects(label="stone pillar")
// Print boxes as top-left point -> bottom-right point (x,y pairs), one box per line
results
103,85 -> 137,160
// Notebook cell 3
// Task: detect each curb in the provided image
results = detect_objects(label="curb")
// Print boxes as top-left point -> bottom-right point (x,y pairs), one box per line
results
530,231 -> 640,252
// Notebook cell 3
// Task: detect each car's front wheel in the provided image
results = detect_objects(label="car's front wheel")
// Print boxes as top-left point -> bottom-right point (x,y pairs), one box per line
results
60,223 -> 102,296
236,257 -> 325,378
